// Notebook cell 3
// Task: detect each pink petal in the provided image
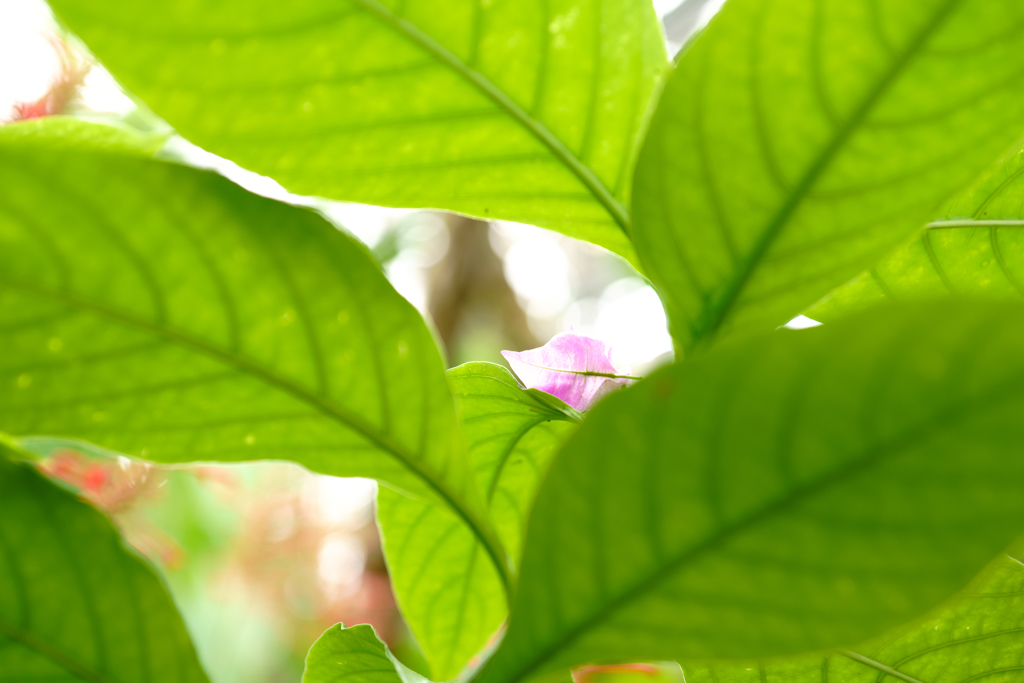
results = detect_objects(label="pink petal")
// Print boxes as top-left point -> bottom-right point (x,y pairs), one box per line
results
502,332 -> 635,411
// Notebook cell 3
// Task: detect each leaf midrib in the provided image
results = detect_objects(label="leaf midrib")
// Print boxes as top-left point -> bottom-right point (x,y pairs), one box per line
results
926,219 -> 1024,229
700,0 -> 964,346
487,362 -> 1021,683
839,650 -> 927,683
350,0 -> 631,234
0,274 -> 513,599
513,358 -> 643,381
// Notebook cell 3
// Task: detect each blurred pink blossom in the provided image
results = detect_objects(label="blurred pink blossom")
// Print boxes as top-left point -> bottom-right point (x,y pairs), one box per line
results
502,332 -> 638,411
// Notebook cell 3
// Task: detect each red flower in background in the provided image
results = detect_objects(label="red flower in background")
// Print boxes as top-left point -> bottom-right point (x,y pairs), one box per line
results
10,33 -> 90,122
40,448 -> 185,567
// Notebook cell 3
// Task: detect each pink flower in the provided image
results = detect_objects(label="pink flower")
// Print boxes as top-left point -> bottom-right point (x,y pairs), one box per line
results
502,332 -> 638,411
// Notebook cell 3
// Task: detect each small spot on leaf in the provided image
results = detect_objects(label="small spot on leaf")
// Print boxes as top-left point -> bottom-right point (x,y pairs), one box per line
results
652,377 -> 675,402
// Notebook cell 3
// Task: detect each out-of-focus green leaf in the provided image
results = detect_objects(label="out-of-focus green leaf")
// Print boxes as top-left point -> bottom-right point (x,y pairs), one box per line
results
377,363 -> 578,680
810,145 -> 1024,321
0,118 -> 510,595
302,623 -> 424,683
48,0 -> 669,263
682,554 -> 1024,683
474,301 -> 1024,683
0,447 -> 209,683
0,116 -> 169,155
632,0 -> 1024,352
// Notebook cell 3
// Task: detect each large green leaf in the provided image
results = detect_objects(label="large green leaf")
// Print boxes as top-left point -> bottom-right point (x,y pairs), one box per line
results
0,117 -> 509,591
474,301 -> 1024,683
0,445 -> 209,683
48,0 -> 668,262
682,554 -> 1024,683
303,623 -> 424,683
632,0 -> 1024,352
810,145 -> 1024,321
377,363 -> 578,679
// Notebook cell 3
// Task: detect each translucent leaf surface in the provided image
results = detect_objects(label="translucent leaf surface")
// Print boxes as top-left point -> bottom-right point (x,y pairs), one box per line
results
474,301 -> 1024,683
303,623 -> 423,683
0,449 -> 209,683
377,363 -> 578,679
0,116 -> 169,155
632,0 -> 1024,351
48,0 -> 669,262
811,145 -> 1024,320
0,118 -> 509,592
683,555 -> 1024,683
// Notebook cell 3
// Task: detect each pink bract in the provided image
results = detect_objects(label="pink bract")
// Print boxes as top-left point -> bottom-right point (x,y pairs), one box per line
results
502,332 -> 635,412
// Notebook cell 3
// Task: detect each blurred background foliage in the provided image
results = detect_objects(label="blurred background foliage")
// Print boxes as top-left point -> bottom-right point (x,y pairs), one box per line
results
24,438 -> 392,683
0,0 -> 718,680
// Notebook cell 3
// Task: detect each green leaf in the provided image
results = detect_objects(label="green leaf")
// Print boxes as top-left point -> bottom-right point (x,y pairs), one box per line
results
0,446 -> 209,683
810,144 -> 1024,321
377,363 -> 578,679
303,623 -> 424,683
453,362 -> 581,559
0,116 -> 169,156
0,117 -> 510,594
377,489 -> 503,681
572,662 -> 685,683
48,0 -> 669,263
681,554 -> 1024,683
474,301 -> 1024,683
632,0 -> 1024,352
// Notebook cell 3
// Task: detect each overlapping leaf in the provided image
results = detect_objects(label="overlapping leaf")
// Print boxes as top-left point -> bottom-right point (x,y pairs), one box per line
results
810,145 -> 1024,320
302,623 -> 423,683
452,364 -> 580,560
683,554 -> 1024,683
377,363 -> 578,679
302,623 -> 691,683
0,448 -> 209,683
0,117 -> 508,592
474,301 -> 1024,683
48,0 -> 669,262
0,115 -> 168,154
632,0 -> 1024,351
